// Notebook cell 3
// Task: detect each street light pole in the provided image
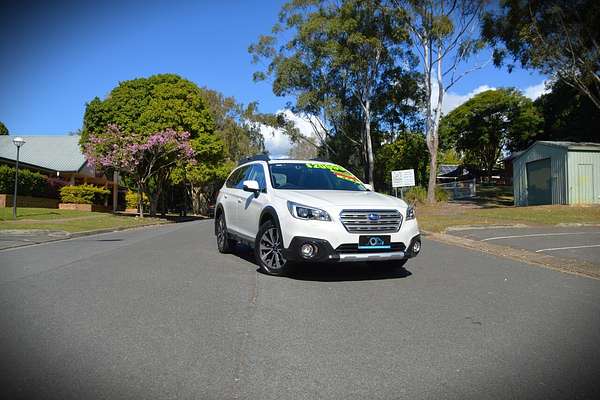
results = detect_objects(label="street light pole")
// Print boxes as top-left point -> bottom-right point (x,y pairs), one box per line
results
12,137 -> 26,220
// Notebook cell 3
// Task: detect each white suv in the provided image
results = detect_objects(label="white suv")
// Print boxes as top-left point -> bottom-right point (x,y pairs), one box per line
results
215,156 -> 421,275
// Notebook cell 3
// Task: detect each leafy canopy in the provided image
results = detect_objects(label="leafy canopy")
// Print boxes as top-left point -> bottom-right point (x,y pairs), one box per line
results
482,0 -> 600,110
198,88 -> 265,161
440,88 -> 542,176
0,121 -> 8,135
81,74 -> 214,144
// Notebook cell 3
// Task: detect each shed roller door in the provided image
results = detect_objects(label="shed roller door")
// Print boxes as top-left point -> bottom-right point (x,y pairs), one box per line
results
527,158 -> 552,205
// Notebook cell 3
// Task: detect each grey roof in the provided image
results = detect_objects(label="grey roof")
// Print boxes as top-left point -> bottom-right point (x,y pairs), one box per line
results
536,141 -> 600,150
0,135 -> 86,172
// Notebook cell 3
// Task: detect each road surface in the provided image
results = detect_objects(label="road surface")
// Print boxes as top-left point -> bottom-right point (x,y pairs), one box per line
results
1,221 -> 599,399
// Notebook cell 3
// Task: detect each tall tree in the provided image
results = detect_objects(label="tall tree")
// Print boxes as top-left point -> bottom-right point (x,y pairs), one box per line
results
440,88 -> 542,179
250,0 -> 418,188
482,0 -> 600,110
80,74 -> 216,214
0,121 -> 8,135
391,0 -> 486,202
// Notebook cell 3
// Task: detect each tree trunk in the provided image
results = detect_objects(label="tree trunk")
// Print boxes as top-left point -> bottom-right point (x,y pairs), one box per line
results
137,183 -> 144,218
364,99 -> 375,188
160,190 -> 166,217
149,195 -> 159,217
426,137 -> 438,203
427,43 -> 444,204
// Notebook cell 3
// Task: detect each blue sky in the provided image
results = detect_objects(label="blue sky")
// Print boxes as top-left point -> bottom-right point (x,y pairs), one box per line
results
0,0 -> 547,151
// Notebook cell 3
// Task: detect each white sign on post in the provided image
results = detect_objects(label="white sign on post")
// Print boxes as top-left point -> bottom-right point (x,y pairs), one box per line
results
391,169 -> 415,188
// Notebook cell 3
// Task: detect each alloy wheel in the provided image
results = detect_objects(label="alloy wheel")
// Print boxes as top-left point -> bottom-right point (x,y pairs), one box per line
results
259,227 -> 286,270
217,216 -> 226,249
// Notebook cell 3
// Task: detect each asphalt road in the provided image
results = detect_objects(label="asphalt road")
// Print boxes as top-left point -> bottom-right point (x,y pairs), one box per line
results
1,221 -> 599,400
449,226 -> 600,265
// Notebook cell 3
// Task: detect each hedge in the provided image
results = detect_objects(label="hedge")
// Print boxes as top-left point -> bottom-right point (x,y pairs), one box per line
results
60,184 -> 110,205
0,165 -> 53,197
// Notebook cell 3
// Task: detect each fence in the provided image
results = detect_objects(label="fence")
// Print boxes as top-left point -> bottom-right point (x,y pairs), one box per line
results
437,178 -> 477,199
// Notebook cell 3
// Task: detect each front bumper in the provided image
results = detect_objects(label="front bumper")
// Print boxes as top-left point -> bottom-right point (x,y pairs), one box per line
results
284,234 -> 421,263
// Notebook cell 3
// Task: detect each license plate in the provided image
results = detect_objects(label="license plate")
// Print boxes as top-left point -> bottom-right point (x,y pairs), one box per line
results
358,235 -> 391,250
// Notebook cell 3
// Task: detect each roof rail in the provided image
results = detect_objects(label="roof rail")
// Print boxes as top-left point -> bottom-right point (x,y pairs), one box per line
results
309,157 -> 330,162
238,154 -> 270,165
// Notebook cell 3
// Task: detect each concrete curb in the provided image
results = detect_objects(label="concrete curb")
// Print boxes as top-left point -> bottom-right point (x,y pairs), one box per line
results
422,229 -> 600,280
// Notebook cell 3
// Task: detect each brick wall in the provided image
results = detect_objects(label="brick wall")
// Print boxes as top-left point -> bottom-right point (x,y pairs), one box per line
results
0,194 -> 59,208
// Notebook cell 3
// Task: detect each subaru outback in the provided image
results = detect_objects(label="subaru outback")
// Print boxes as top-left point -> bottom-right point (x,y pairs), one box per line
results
215,156 -> 421,275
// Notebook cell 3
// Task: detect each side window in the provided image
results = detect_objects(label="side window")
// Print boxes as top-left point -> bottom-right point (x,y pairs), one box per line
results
225,168 -> 240,188
246,164 -> 267,191
226,167 -> 249,189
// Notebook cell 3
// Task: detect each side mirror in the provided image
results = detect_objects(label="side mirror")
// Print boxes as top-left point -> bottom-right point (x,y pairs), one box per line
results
242,180 -> 260,194
364,184 -> 374,192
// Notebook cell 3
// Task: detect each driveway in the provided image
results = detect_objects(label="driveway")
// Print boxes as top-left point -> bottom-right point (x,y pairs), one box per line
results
0,221 -> 599,399
448,226 -> 600,265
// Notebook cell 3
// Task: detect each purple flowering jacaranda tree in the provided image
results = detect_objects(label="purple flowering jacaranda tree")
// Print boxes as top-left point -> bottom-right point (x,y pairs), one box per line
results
84,124 -> 195,217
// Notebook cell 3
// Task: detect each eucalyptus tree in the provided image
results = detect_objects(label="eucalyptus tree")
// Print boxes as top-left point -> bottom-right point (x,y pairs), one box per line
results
250,0 -> 418,188
390,0 -> 486,202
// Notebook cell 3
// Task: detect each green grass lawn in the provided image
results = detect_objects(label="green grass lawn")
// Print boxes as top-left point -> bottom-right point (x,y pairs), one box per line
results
417,203 -> 600,233
0,207 -> 167,233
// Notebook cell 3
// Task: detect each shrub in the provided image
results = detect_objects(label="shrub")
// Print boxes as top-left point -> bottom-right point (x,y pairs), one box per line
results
60,184 -> 110,204
403,186 -> 449,203
404,186 -> 427,204
0,165 -> 52,197
125,190 -> 149,209
435,186 -> 449,202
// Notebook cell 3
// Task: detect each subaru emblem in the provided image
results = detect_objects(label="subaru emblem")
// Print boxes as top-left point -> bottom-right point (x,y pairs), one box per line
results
367,213 -> 380,221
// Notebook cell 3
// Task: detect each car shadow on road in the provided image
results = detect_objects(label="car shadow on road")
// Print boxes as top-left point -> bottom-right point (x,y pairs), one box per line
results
231,244 -> 412,282
285,263 -> 412,282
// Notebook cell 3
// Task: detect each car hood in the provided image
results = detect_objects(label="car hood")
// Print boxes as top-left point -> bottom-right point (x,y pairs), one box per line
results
278,190 -> 408,210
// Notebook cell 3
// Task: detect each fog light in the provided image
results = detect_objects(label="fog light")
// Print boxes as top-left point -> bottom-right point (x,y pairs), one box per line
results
412,239 -> 421,254
300,243 -> 317,258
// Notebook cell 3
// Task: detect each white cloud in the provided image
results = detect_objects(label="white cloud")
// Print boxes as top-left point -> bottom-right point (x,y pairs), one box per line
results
260,124 -> 293,158
261,110 -> 324,158
523,81 -> 549,100
441,85 -> 495,114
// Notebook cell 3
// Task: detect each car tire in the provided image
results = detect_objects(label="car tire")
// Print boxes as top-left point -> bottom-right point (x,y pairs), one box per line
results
255,220 -> 289,276
216,213 -> 236,253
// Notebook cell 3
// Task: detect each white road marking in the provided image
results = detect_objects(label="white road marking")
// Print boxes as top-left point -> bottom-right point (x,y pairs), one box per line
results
535,244 -> 600,253
481,232 -> 600,241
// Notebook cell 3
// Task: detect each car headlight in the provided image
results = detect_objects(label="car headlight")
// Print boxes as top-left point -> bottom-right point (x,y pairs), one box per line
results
287,201 -> 331,221
406,206 -> 416,220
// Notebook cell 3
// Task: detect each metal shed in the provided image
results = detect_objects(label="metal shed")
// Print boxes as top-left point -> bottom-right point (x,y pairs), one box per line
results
512,141 -> 600,206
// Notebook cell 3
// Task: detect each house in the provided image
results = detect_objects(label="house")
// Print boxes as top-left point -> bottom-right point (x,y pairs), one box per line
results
0,135 -> 117,187
511,141 -> 600,206
0,135 -> 120,209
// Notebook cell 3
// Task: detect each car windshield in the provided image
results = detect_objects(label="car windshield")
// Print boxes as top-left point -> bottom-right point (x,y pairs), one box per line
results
269,162 -> 367,191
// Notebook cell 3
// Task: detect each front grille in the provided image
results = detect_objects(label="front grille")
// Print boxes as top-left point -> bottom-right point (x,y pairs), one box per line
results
339,209 -> 403,233
336,242 -> 406,253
